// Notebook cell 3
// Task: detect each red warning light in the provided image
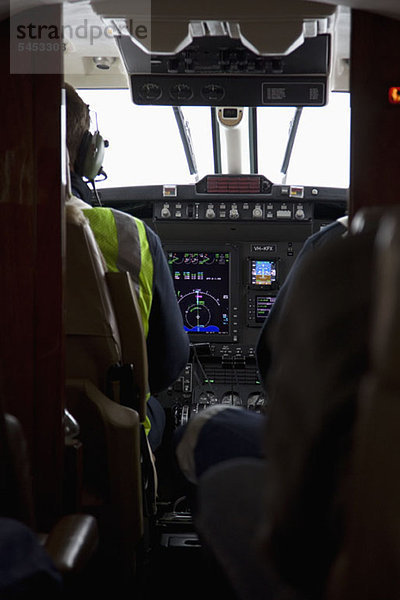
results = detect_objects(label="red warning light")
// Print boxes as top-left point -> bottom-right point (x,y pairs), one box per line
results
389,87 -> 400,104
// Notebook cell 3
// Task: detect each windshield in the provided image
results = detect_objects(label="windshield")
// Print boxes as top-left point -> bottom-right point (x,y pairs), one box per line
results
78,88 -> 213,187
78,88 -> 350,189
257,92 -> 350,188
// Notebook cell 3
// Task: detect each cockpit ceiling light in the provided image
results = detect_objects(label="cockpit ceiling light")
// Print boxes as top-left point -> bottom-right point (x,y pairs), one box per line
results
92,56 -> 116,69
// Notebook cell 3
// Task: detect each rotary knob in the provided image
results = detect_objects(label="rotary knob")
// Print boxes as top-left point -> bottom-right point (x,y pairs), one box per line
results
161,206 -> 171,218
229,206 -> 239,219
206,207 -> 216,219
252,205 -> 263,218
139,83 -> 162,101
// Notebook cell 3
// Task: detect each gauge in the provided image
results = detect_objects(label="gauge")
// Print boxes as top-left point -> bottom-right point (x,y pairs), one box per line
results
201,84 -> 225,102
168,252 -> 184,265
216,253 -> 229,264
169,83 -> 193,101
179,290 -> 221,331
139,82 -> 162,101
199,253 -> 214,265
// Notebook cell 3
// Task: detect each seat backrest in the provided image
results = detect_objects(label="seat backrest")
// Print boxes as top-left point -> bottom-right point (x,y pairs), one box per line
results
0,392 -> 99,586
65,377 -> 143,577
258,223 -> 377,598
0,398 -> 35,528
326,207 -> 400,600
65,204 -> 152,575
65,205 -> 147,420
65,207 -> 121,395
350,205 -> 387,235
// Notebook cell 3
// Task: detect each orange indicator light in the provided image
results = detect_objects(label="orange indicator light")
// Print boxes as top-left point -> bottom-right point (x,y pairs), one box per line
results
389,87 -> 400,104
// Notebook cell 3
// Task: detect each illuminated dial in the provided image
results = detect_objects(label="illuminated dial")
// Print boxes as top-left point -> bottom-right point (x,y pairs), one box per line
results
199,253 -> 214,265
169,83 -> 193,101
168,252 -> 184,265
139,83 -> 162,101
201,84 -> 225,101
178,289 -> 224,332
185,302 -> 211,329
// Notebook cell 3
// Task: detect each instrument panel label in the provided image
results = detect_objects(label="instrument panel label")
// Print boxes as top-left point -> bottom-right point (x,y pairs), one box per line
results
251,244 -> 277,253
262,82 -> 325,106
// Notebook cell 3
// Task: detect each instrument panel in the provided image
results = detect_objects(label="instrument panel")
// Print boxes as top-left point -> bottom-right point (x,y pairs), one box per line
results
98,180 -> 347,422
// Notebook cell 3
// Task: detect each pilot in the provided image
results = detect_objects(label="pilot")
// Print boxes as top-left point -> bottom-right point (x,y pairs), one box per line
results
65,82 -> 190,451
175,216 -> 379,600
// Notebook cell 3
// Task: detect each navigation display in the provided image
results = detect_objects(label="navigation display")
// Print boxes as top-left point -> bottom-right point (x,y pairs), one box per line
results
167,250 -> 230,335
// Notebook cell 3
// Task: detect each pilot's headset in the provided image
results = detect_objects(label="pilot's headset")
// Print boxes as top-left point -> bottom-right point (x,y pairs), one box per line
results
74,109 -> 108,204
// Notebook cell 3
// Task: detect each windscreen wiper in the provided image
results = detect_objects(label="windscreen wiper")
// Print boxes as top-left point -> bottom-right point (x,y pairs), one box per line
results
280,106 -> 303,184
173,106 -> 198,178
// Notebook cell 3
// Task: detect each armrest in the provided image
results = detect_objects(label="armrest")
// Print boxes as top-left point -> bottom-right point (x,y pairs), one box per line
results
43,513 -> 98,575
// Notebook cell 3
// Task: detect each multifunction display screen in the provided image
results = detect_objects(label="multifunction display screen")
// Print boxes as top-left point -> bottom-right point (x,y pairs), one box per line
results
167,251 -> 230,335
256,296 -> 276,322
250,259 -> 277,287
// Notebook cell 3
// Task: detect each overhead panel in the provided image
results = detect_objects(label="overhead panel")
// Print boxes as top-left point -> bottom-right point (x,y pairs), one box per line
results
119,32 -> 331,107
91,0 -> 337,106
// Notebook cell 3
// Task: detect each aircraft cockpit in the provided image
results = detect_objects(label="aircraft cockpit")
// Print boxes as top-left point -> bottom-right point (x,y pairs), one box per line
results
62,0 -> 350,432
2,1 -> 365,596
